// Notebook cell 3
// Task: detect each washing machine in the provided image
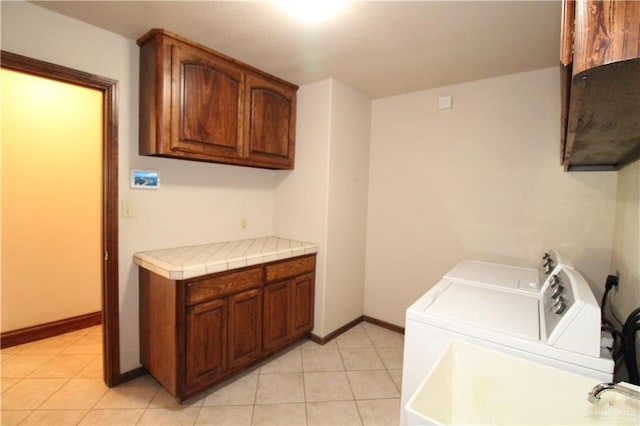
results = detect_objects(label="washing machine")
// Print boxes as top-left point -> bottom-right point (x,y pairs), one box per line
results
400,265 -> 613,425
443,249 -> 572,293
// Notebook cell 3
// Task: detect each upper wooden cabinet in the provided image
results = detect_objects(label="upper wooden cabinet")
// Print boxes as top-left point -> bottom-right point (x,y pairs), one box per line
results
244,73 -> 297,168
138,29 -> 298,169
560,0 -> 640,171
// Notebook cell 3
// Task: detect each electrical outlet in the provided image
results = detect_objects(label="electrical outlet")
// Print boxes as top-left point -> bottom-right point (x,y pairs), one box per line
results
240,217 -> 247,230
438,95 -> 452,109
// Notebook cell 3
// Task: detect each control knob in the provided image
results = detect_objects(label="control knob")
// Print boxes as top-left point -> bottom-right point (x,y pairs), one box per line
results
553,297 -> 567,315
551,285 -> 564,299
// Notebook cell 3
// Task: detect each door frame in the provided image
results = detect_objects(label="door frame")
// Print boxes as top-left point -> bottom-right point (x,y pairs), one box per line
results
1,51 -> 121,386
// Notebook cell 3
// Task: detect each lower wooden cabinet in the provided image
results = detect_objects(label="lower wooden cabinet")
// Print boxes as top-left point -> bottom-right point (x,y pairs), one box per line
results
291,273 -> 314,334
139,254 -> 315,400
186,298 -> 228,389
228,288 -> 263,369
263,280 -> 292,352
263,273 -> 315,352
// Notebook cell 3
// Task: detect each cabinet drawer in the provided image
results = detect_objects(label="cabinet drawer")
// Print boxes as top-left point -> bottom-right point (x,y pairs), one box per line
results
187,267 -> 262,306
265,255 -> 315,283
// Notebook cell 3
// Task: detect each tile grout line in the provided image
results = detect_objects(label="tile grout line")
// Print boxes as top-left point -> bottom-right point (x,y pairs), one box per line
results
4,326 -> 104,425
73,328 -> 111,425
338,326 -> 371,426
298,344 -> 309,426
3,324 -> 403,425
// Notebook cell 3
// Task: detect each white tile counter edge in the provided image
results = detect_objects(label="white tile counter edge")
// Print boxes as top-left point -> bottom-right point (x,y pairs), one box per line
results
133,236 -> 319,280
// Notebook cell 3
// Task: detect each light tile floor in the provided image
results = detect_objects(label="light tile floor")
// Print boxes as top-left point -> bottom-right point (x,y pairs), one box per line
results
1,322 -> 403,425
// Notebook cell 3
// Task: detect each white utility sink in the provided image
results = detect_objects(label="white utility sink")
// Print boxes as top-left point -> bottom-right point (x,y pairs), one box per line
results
405,340 -> 639,425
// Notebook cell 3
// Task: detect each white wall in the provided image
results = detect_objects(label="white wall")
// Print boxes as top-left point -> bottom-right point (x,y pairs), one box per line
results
1,1 -> 276,371
274,79 -> 371,336
364,68 -> 618,326
610,160 -> 640,322
324,80 -> 371,333
274,80 -> 332,336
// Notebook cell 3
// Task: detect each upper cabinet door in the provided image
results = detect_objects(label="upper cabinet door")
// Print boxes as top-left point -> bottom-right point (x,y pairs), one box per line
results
572,0 -> 640,76
561,0 -> 640,171
244,73 -> 297,169
171,44 -> 244,160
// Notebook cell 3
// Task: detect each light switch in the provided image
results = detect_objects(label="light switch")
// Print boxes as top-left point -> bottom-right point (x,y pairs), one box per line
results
122,200 -> 134,218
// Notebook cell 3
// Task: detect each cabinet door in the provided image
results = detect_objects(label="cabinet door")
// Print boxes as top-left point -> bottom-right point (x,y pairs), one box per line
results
229,288 -> 263,369
244,73 -> 296,169
186,298 -> 228,388
572,0 -> 640,76
171,43 -> 244,159
291,273 -> 314,335
262,280 -> 291,352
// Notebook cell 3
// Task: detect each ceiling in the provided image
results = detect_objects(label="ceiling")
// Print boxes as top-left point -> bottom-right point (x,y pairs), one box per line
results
31,1 -> 562,99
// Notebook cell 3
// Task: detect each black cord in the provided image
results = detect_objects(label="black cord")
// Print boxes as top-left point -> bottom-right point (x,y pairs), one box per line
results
600,275 -> 640,384
609,290 -> 625,327
621,309 -> 640,385
623,323 -> 640,385
601,288 -> 611,324
602,275 -> 618,317
601,324 -> 622,355
600,275 -> 620,329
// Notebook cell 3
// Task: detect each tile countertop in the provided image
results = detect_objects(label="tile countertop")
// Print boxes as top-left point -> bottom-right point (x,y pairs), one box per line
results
133,236 -> 319,280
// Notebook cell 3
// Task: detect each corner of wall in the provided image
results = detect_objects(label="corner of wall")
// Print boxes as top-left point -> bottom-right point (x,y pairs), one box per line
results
609,160 -> 640,321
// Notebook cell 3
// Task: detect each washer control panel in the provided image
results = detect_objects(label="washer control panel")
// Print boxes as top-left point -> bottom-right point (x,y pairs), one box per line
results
541,266 -> 600,357
538,249 -> 574,293
540,251 -> 557,275
543,269 -> 575,327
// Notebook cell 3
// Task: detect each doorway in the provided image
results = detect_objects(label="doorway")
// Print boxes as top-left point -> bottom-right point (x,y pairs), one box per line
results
1,51 -> 120,387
